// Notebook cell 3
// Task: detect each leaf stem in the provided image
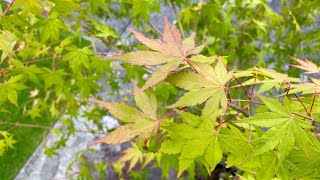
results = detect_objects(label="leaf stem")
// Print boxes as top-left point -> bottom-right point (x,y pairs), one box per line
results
215,104 -> 249,128
2,0 -> 16,16
184,58 -> 198,74
292,112 -> 320,124
250,71 -> 257,98
285,82 -> 291,96
224,65 -> 250,98
309,88 -> 317,116
228,99 -> 263,105
24,56 -> 63,66
157,107 -> 188,124
293,93 -> 310,116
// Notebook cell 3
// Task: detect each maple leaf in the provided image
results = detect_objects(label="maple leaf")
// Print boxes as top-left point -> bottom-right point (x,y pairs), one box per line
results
232,67 -> 299,95
89,82 -> 160,146
167,60 -> 232,118
290,56 -> 320,74
117,143 -> 155,172
219,125 -> 258,171
162,111 -> 223,175
286,82 -> 319,95
237,96 -> 314,165
104,16 -> 207,94
286,130 -> 320,178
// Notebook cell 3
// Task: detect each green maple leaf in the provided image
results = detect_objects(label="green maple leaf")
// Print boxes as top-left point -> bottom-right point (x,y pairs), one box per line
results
0,74 -> 27,106
163,111 -> 223,175
117,143 -> 155,172
104,16 -> 206,94
90,82 -> 160,146
233,67 -> 299,95
237,96 -> 314,165
286,137 -> 320,178
167,60 -> 233,118
219,125 -> 259,171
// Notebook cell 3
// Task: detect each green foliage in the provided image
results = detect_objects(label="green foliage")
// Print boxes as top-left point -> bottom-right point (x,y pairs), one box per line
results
0,131 -> 16,156
92,17 -> 320,179
1,0 -> 320,179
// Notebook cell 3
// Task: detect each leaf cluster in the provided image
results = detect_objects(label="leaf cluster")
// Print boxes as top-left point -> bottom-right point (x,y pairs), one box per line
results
92,17 -> 320,179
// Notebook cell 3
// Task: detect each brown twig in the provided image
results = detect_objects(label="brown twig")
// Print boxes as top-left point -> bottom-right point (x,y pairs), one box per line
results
228,99 -> 263,105
229,104 -> 249,117
0,121 -> 51,129
157,107 -> 188,124
292,112 -> 320,124
2,0 -> 16,16
215,104 -> 249,128
226,88 -> 232,103
184,58 -> 198,74
250,71 -> 257,98
285,82 -> 291,96
24,56 -> 63,66
224,65 -> 250,98
293,93 -> 310,116
309,88 -> 317,116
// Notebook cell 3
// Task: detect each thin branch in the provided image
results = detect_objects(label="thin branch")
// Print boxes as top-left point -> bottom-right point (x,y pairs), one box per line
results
222,103 -> 231,120
293,93 -> 310,116
309,88 -> 317,115
250,71 -> 257,98
216,104 -> 249,128
0,121 -> 51,129
170,0 -> 185,39
228,99 -> 263,105
292,112 -> 320,124
157,107 -> 188,124
226,88 -> 232,103
184,58 -> 198,74
2,0 -> 16,16
285,82 -> 291,96
148,21 -> 162,36
24,56 -> 63,66
229,104 -> 249,117
224,64 -> 250,98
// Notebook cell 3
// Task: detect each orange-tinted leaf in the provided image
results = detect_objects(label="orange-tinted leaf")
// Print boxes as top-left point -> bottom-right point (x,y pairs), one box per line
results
162,16 -> 182,54
89,125 -> 137,145
187,42 -> 207,56
129,28 -> 181,57
132,80 -> 158,119
182,32 -> 196,55
291,56 -> 320,74
104,51 -> 179,66
129,29 -> 170,54
94,100 -> 148,123
136,60 -> 182,94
